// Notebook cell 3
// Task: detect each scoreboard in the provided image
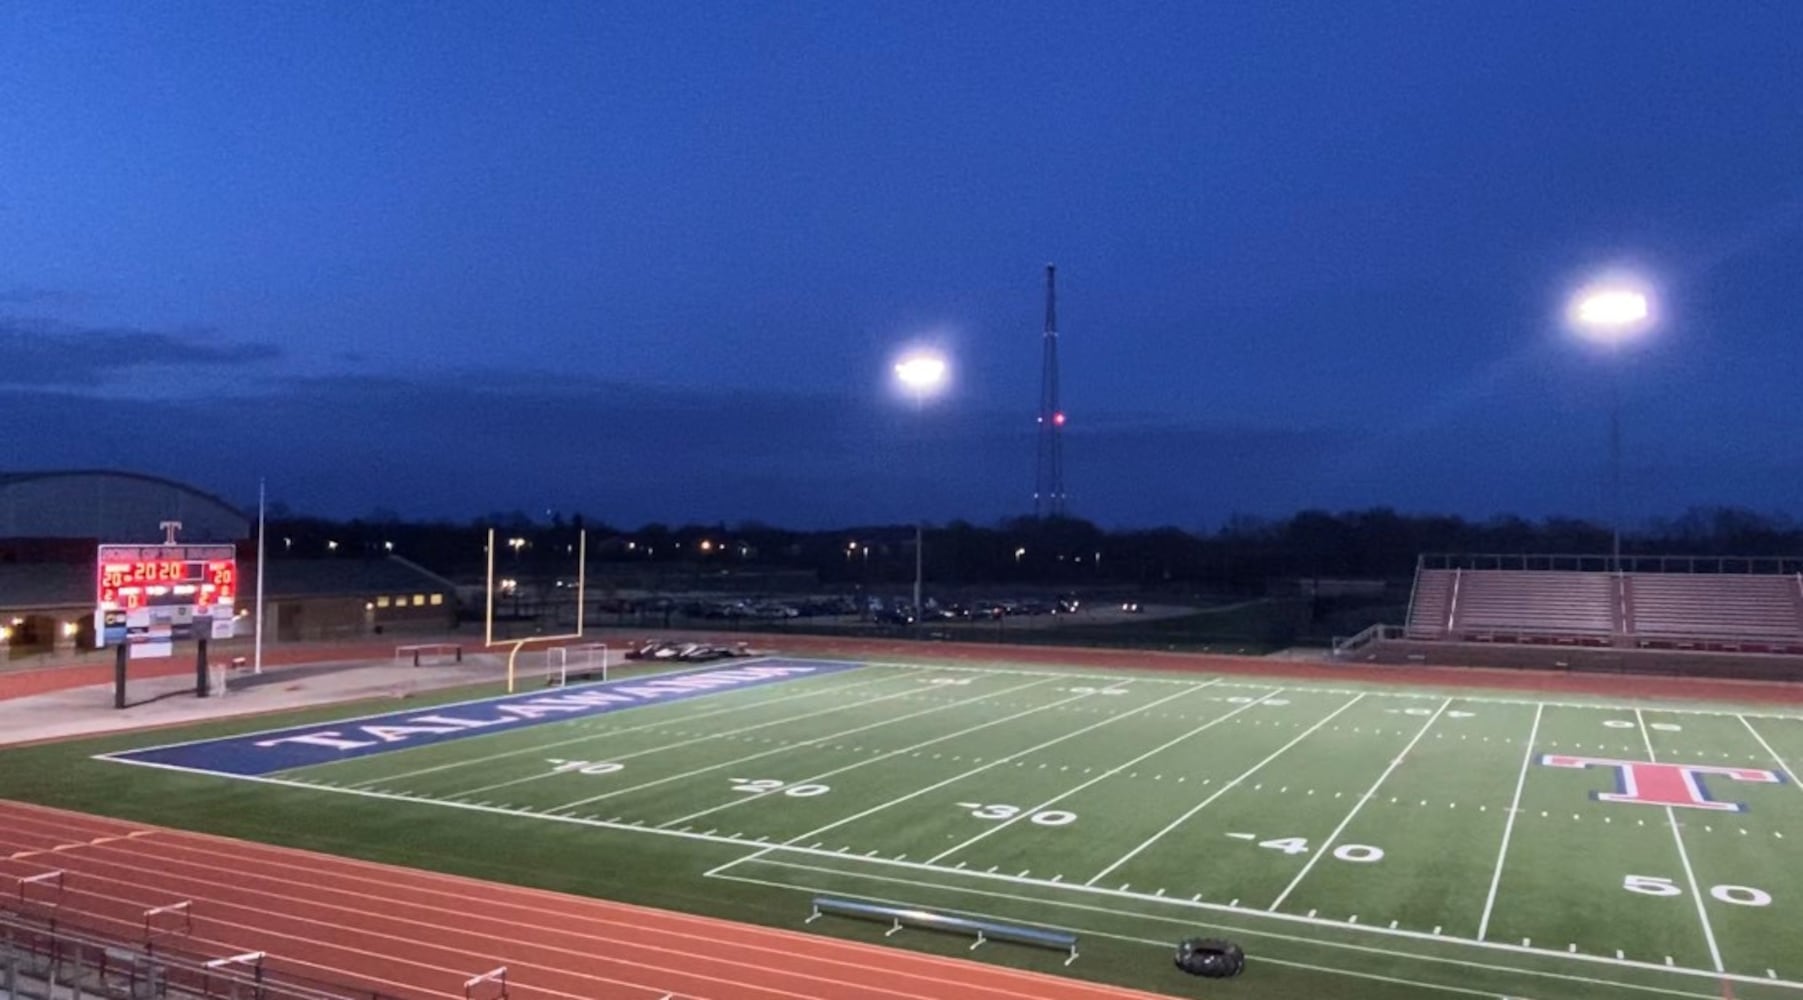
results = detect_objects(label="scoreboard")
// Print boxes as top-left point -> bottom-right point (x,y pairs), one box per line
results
96,544 -> 238,655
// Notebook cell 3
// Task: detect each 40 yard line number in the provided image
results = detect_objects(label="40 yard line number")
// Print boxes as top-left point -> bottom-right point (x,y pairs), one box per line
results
1232,834 -> 1385,863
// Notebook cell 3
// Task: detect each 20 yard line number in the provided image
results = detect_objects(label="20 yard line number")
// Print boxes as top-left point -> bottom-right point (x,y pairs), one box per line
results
1624,875 -> 1771,907
547,759 -> 623,775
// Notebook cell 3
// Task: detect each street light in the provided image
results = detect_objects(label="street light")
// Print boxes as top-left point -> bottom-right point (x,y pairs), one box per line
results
1570,280 -> 1653,572
892,349 -> 949,624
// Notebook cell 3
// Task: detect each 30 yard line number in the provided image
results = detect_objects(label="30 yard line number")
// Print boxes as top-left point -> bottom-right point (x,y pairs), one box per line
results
956,803 -> 1078,826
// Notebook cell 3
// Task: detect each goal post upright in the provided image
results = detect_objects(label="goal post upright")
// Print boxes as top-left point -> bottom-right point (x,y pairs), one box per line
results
576,528 -> 587,637
484,527 -> 496,649
490,528 -> 586,693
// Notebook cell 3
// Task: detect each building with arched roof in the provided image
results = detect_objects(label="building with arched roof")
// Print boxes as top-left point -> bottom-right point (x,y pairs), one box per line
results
0,470 -> 250,545
0,471 -> 456,659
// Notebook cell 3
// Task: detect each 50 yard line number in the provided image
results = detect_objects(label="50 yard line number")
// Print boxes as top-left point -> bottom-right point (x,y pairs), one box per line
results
1624,875 -> 1771,907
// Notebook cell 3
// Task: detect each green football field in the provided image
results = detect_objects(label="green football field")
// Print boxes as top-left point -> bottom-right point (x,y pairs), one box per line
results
8,655 -> 1803,1000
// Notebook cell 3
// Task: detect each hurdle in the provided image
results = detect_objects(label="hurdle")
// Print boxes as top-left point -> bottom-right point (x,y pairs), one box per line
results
396,642 -> 463,666
464,965 -> 508,1000
143,900 -> 193,944
204,950 -> 266,988
16,869 -> 65,911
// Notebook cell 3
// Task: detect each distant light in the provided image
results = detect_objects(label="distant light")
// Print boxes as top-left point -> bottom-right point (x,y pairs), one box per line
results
700,540 -> 714,553
383,541 -> 394,552
61,621 -> 79,638
326,540 -> 338,551
1052,412 -> 1066,427
893,352 -> 949,392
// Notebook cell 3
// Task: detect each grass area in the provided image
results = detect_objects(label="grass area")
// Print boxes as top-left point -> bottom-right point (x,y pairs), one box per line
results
4,656 -> 1803,999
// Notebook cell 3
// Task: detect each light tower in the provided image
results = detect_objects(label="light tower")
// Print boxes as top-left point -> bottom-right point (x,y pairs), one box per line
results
1034,263 -> 1067,517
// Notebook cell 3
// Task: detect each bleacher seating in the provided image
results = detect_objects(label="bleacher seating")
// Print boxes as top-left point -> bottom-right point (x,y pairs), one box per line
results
1630,574 -> 1803,646
1404,569 -> 1455,639
1455,571 -> 1615,641
1401,562 -> 1803,653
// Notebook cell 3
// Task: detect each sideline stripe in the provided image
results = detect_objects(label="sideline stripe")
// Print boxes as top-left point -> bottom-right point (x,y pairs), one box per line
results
856,659 -> 1803,720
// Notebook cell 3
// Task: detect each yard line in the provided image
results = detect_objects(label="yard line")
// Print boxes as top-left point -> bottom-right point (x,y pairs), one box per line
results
655,679 -> 1128,828
1267,697 -> 1452,912
739,681 -> 1215,863
1085,693 -> 1365,887
1636,708 -> 1724,974
547,674 -> 1064,814
1738,715 -> 1800,786
343,666 -> 909,787
925,689 -> 1285,865
447,673 -> 962,799
1477,702 -> 1544,940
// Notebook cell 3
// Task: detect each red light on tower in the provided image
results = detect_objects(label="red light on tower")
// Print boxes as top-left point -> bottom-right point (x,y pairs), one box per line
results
1053,412 -> 1066,426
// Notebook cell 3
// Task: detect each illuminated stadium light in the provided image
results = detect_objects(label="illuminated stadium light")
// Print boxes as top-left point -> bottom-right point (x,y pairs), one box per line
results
893,352 -> 948,393
1570,282 -> 1653,343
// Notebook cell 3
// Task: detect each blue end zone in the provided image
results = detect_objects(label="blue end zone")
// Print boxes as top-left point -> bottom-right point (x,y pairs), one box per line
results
101,658 -> 863,777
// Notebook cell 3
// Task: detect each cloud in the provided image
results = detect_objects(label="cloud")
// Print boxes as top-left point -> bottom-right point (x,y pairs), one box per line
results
0,317 -> 281,386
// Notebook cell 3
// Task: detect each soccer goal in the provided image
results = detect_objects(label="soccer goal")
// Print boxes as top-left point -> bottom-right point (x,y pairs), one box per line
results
545,642 -> 608,687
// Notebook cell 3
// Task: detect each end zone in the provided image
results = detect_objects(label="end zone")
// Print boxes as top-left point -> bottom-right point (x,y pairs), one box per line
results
98,658 -> 863,777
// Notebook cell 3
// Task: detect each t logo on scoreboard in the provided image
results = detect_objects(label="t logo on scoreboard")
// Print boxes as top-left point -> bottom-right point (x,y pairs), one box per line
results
1541,754 -> 1785,812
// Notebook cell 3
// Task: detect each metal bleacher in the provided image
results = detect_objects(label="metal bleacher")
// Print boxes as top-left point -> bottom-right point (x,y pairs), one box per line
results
1402,556 -> 1803,654
1630,573 -> 1803,647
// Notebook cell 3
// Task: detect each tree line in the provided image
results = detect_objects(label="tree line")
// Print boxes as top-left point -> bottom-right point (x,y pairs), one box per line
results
256,504 -> 1802,594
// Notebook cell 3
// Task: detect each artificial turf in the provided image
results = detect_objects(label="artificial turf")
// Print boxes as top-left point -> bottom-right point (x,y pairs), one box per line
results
3,655 -> 1801,1000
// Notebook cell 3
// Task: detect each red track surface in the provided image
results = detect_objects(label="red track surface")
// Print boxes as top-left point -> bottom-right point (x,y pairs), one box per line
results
0,800 -> 1176,1000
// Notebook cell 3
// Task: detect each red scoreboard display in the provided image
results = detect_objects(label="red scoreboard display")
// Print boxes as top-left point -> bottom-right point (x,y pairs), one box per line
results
95,544 -> 238,652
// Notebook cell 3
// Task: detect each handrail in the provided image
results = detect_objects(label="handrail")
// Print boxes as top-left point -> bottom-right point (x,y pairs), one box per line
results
1445,568 -> 1463,632
1402,564 -> 1422,634
1331,623 -> 1401,656
808,896 -> 1078,965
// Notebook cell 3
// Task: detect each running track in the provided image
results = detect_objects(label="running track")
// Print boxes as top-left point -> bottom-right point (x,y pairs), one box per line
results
0,800 -> 1177,1000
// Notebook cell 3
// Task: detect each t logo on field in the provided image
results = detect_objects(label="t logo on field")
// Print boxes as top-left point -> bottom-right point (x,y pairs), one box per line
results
1540,754 -> 1785,813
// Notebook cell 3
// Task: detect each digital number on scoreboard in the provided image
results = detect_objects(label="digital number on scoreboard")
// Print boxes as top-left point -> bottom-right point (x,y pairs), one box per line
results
95,544 -> 238,653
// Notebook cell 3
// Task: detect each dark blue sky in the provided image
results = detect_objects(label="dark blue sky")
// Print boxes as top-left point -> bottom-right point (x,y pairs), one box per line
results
3,3 -> 1801,528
